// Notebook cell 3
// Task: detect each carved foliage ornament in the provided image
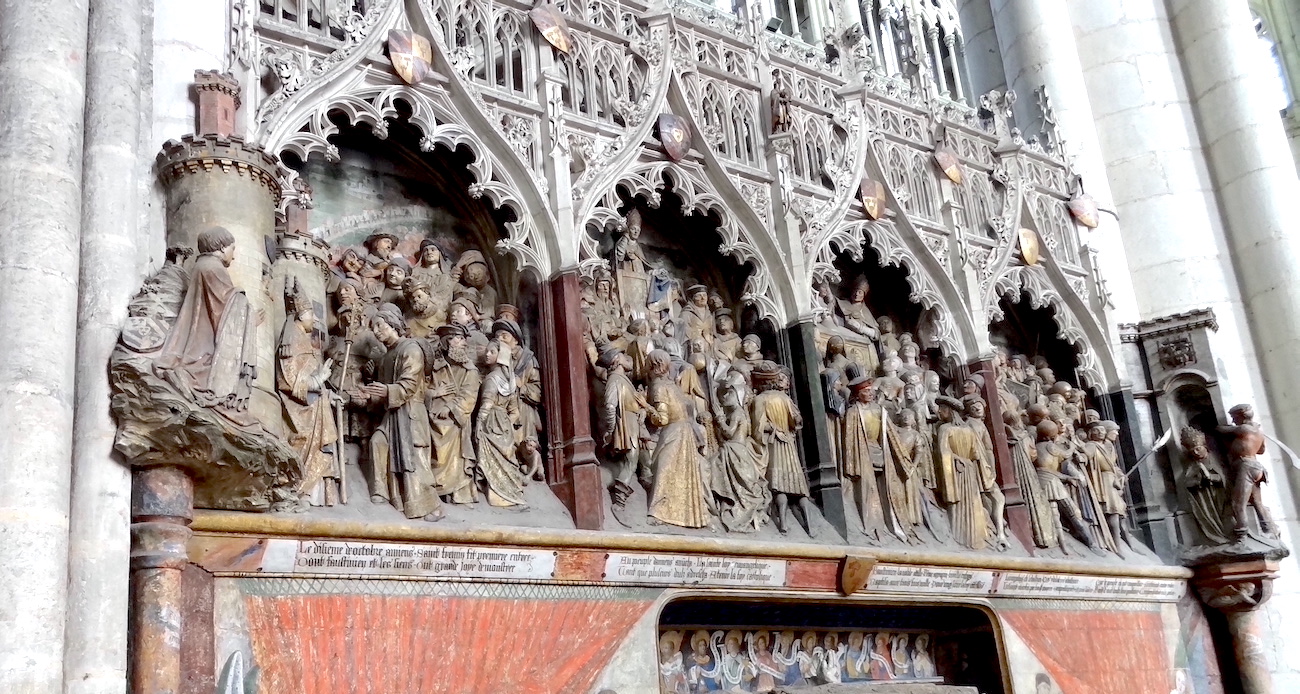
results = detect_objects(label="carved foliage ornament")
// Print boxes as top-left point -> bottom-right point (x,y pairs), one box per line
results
1157,336 -> 1196,370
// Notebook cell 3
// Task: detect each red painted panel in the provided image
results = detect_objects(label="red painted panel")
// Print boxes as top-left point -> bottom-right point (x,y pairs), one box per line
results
1003,609 -> 1171,694
245,594 -> 652,694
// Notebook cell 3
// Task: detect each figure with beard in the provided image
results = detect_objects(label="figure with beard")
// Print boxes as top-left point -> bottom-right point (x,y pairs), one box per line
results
600,346 -> 651,525
612,208 -> 651,315
426,323 -> 480,504
584,268 -> 623,345
474,340 -> 528,507
361,232 -> 399,282
402,277 -> 442,339
646,349 -> 713,528
154,227 -> 257,423
753,362 -> 817,535
350,305 -> 443,521
277,280 -> 339,507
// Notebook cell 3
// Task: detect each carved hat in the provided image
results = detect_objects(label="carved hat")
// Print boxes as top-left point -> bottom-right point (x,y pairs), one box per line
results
436,323 -> 471,340
491,318 -> 524,344
418,237 -> 446,257
403,276 -> 431,295
386,256 -> 412,273
597,346 -> 625,369
750,360 -> 785,389
454,249 -> 489,272
686,284 -> 708,298
284,276 -> 312,318
363,231 -> 399,250
624,207 -> 643,228
714,308 -> 733,319
848,374 -> 874,391
936,395 -> 965,412
496,303 -> 522,322
963,373 -> 985,390
962,395 -> 987,411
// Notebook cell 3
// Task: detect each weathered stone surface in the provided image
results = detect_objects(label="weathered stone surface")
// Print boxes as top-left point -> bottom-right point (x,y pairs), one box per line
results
776,684 -> 977,693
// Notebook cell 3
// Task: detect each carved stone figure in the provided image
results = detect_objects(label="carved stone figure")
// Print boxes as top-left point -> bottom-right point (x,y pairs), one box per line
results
426,323 -> 480,504
1179,426 -> 1232,545
154,227 -> 258,424
771,70 -> 792,134
493,318 -> 543,465
474,339 -> 529,507
841,377 -> 886,540
964,397 -> 1007,549
452,249 -> 498,319
1033,420 -> 1098,552
1218,403 -> 1280,538
1005,408 -> 1057,549
276,280 -> 340,507
1084,420 -> 1132,554
600,346 -> 650,525
712,309 -> 741,365
681,284 -> 715,347
361,231 -> 398,282
402,278 -> 441,338
351,305 -> 444,521
711,377 -> 770,532
613,208 -> 651,316
822,335 -> 853,466
833,276 -> 881,373
887,408 -> 929,543
410,238 -> 454,321
934,396 -> 992,550
584,268 -> 623,345
753,361 -> 816,535
646,349 -> 713,528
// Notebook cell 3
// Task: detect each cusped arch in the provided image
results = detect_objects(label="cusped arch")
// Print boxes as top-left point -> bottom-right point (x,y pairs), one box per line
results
263,84 -> 555,276
581,159 -> 793,326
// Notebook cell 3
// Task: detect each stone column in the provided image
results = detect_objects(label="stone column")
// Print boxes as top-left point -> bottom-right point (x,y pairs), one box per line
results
1194,559 -> 1284,694
539,270 -> 603,530
129,465 -> 193,694
64,0 -> 147,690
968,358 -> 1028,546
989,0 -> 1139,330
1168,0 -> 1300,484
155,72 -> 283,435
0,1 -> 90,692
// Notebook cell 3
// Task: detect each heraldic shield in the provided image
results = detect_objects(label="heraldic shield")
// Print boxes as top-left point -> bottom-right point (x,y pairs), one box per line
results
1018,227 -> 1042,266
529,4 -> 574,54
1068,194 -> 1100,229
859,178 -> 886,220
388,30 -> 433,85
657,113 -> 692,162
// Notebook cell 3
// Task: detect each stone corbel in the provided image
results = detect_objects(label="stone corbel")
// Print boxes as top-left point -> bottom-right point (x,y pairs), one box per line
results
1193,559 -> 1283,694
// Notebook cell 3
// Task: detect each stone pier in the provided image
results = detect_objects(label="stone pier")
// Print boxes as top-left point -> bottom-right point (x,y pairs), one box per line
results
0,1 -> 91,692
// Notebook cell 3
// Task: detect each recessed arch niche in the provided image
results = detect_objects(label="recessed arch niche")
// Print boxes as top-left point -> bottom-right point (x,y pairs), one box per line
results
990,293 -> 1087,391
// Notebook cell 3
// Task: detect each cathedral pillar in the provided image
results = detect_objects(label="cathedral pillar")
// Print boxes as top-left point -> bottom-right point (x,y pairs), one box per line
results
968,359 -> 1029,546
1167,0 -> 1300,487
784,320 -> 848,538
989,0 -> 1139,327
1194,559 -> 1284,694
155,71 -> 284,434
129,465 -> 193,694
65,0 -> 148,689
541,269 -> 603,530
0,1 -> 90,691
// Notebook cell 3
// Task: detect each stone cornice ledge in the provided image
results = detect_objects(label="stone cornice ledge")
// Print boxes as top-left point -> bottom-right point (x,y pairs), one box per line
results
192,510 -> 1193,580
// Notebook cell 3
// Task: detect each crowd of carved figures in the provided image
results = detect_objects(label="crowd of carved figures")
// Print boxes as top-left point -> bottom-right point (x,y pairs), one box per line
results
658,628 -> 940,693
582,208 -> 818,534
125,225 -> 549,522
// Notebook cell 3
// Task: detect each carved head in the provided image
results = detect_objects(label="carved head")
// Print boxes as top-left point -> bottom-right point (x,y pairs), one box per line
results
197,227 -> 236,266
965,397 -> 986,420
898,408 -> 918,429
1229,403 -> 1255,424
648,349 -> 672,378
877,315 -> 895,334
849,277 -> 870,303
341,248 -> 365,274
419,239 -> 444,267
715,311 -> 735,335
371,309 -> 406,346
364,232 -> 397,258
462,262 -> 490,289
742,334 -> 762,357
385,260 -> 408,289
826,335 -> 845,357
1035,419 -> 1060,442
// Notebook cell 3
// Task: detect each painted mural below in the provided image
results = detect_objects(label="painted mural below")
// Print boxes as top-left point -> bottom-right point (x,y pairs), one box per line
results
659,628 -> 943,693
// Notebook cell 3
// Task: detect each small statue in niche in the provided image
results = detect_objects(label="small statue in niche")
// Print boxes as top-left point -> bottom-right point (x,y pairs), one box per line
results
833,276 -> 881,373
474,339 -> 529,507
360,232 -> 399,282
276,279 -> 340,508
770,69 -> 792,134
612,208 -> 651,316
1178,426 -> 1232,545
890,408 -> 932,542
1218,403 -> 1281,539
426,323 -> 480,504
821,335 -> 854,466
752,361 -> 817,535
1004,408 -> 1058,550
350,304 -> 444,521
646,349 -> 713,529
599,346 -> 651,525
154,227 -> 257,424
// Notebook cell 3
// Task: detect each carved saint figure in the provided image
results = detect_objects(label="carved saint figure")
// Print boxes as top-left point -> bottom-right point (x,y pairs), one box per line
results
841,377 -> 886,540
361,232 -> 398,282
426,323 -> 480,504
1033,420 -> 1098,551
711,376 -> 770,532
771,69 -> 792,134
659,631 -> 689,694
753,362 -> 817,535
964,397 -> 1008,549
1218,403 -> 1280,538
276,282 -> 339,507
1179,426 -> 1231,544
154,227 -> 257,421
681,284 -> 716,347
613,208 -> 651,315
410,238 -> 454,321
352,305 -> 444,521
834,277 -> 881,373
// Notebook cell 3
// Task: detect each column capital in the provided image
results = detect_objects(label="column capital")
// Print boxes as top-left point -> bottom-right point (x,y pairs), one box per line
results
1192,558 -> 1282,614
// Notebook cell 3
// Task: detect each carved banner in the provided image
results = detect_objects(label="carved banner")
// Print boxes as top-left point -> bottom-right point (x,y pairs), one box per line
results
603,552 -> 787,587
